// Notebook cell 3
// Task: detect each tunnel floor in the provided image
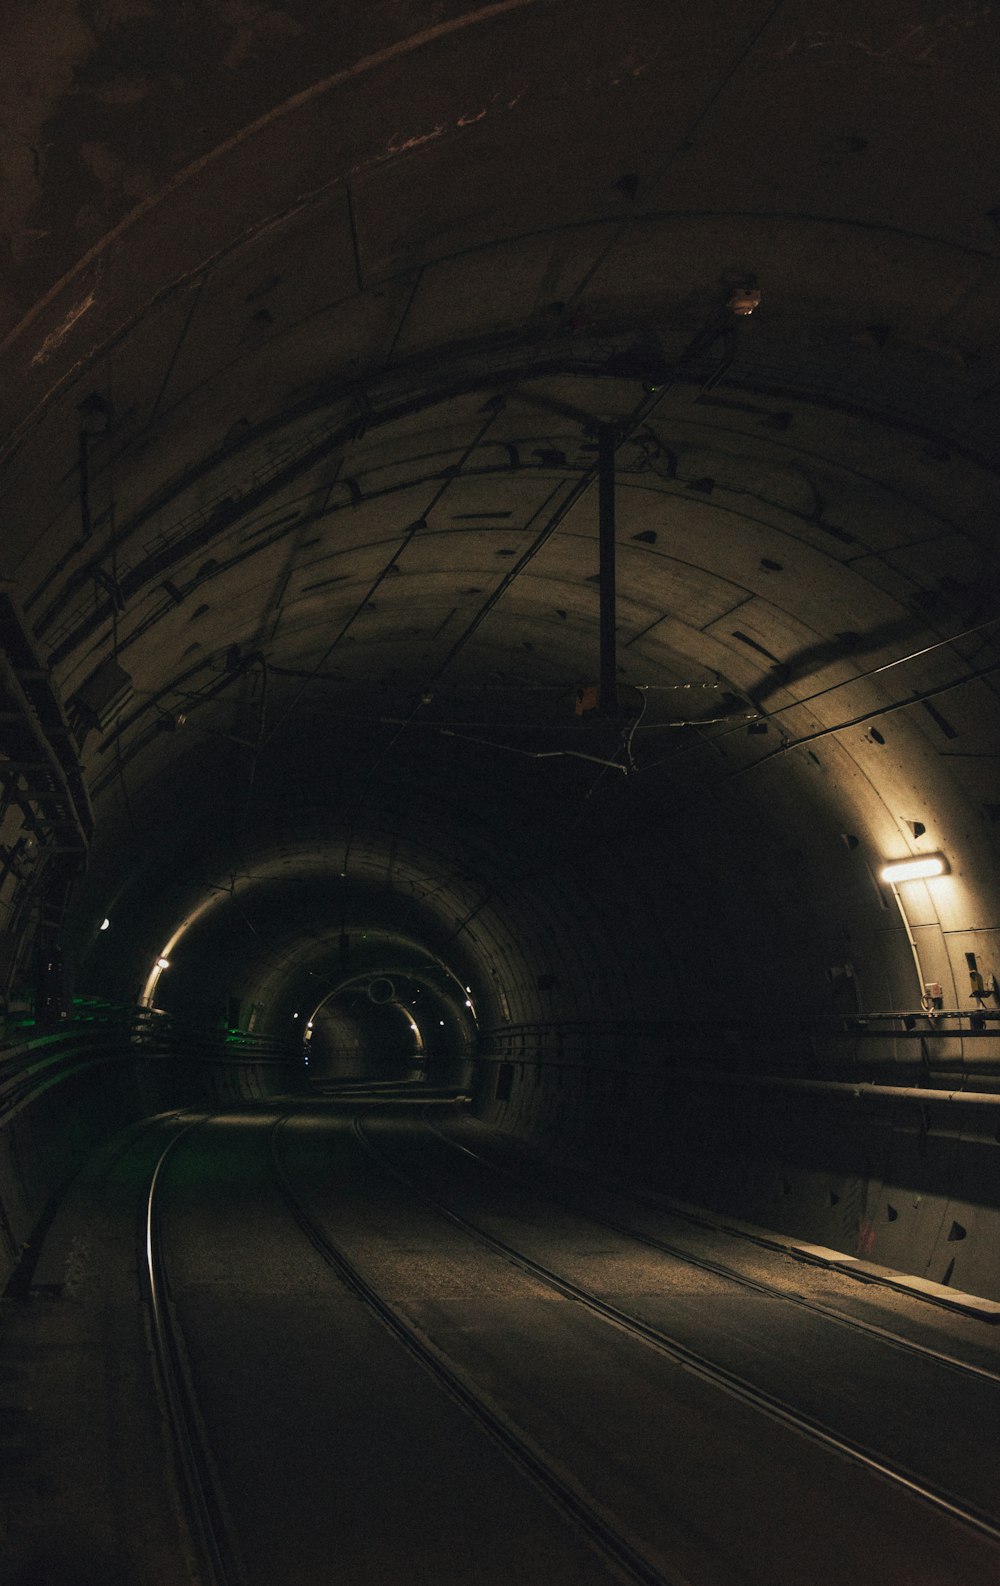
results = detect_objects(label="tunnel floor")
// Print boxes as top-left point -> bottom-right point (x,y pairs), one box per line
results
2,1089 -> 1000,1586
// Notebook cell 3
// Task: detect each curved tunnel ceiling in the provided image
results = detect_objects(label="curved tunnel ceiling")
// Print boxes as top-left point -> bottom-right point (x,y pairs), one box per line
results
2,0 -> 1000,1035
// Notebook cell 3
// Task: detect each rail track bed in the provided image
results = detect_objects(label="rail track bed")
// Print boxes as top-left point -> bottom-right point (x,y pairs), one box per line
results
6,1092 -> 1000,1585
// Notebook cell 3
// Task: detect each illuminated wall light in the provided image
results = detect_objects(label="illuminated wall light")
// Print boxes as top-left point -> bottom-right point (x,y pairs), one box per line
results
156,956 -> 170,970
100,917 -> 111,931
880,854 -> 948,884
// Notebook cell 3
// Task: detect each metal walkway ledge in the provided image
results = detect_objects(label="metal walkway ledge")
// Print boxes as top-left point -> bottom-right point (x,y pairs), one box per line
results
822,1255 -> 1000,1322
454,1121 -> 1000,1324
683,1207 -> 1000,1322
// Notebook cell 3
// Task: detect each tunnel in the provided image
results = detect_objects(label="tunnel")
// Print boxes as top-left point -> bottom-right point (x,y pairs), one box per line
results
1,4 -> 1000,1582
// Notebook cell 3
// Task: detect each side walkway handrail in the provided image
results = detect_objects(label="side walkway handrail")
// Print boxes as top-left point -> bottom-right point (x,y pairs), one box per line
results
475,1012 -> 1000,1092
0,1004 -> 302,1124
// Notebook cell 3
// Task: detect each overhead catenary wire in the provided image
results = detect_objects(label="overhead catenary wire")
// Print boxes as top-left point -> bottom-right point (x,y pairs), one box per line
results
419,375 -> 690,690
636,613 -> 1000,780
719,657 -> 1000,782
438,728 -> 629,772
733,611 -> 1000,736
259,404 -> 506,748
255,362 -> 707,902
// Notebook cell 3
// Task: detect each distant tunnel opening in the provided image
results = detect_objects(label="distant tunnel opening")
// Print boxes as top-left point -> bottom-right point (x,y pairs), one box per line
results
304,971 -> 471,1082
304,989 -> 424,1082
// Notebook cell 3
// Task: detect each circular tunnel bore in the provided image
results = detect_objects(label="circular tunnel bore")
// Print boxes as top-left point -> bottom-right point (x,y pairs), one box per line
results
5,13 -> 1000,1586
303,986 -> 425,1083
302,970 -> 470,1082
0,0 -> 998,1301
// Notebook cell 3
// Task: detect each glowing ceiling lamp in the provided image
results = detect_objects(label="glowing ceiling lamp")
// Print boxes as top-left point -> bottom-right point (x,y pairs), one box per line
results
156,955 -> 171,970
881,854 -> 948,884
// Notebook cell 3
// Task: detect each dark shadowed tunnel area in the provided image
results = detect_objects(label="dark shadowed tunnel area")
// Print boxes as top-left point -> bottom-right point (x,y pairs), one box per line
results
2,4 -> 1000,1583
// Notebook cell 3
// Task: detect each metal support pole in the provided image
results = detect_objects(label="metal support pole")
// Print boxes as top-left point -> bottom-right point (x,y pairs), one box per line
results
598,424 -> 618,714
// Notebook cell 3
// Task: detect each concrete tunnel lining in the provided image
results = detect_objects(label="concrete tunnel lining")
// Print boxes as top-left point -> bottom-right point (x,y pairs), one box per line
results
0,0 -> 999,1303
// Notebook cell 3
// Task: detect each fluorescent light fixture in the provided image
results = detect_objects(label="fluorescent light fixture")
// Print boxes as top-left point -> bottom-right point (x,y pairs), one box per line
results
156,956 -> 170,970
881,854 -> 948,884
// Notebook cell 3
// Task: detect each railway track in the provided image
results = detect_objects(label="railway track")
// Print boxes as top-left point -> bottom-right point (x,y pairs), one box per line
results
148,1102 -> 663,1586
141,1099 -> 1000,1584
419,1109 -> 1000,1389
144,1115 -> 247,1586
267,1111 -> 688,1586
352,1111 -> 1000,1553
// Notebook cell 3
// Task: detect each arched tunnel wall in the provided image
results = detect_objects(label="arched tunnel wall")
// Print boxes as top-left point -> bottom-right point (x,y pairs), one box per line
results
52,700 -> 1000,1297
465,747 -> 1000,1298
1,0 -> 999,1301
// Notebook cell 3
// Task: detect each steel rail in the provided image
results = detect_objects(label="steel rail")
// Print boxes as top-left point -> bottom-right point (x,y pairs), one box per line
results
267,1113 -> 690,1586
145,1115 -> 246,1586
420,1112 -> 1000,1385
354,1114 -> 1000,1551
